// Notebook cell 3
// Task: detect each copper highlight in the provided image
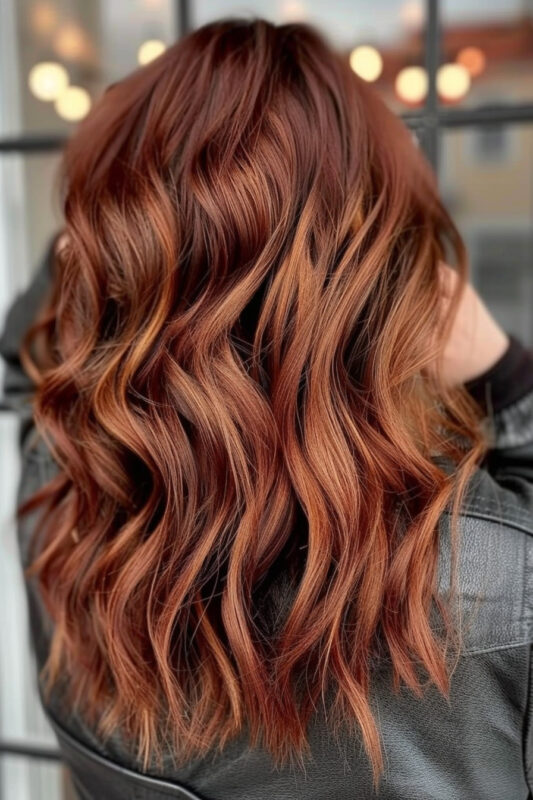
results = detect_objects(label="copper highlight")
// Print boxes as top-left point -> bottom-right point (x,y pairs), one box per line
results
19,18 -> 489,790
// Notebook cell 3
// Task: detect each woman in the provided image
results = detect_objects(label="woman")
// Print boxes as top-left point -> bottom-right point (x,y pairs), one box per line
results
1,17 -> 533,800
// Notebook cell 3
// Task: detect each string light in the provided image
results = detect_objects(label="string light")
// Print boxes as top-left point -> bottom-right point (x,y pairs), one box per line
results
280,1 -> 307,21
437,63 -> 471,102
30,2 -> 58,35
400,0 -> 424,30
28,61 -> 69,101
54,86 -> 91,121
395,66 -> 428,105
53,22 -> 91,60
349,46 -> 383,82
137,39 -> 166,65
456,46 -> 486,77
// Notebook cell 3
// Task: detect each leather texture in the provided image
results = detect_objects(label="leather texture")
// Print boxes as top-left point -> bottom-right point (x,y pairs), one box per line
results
2,241 -> 533,799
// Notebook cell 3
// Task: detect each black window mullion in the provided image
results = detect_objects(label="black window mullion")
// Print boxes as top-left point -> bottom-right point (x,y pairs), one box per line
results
420,0 -> 440,173
3,107 -> 533,154
175,0 -> 192,38
0,740 -> 61,761
0,134 -> 67,153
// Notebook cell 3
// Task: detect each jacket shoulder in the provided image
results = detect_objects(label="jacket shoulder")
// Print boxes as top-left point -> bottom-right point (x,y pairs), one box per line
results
438,468 -> 533,656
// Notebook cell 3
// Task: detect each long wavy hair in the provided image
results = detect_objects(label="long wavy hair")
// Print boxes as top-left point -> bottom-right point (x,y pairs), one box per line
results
19,17 -> 489,789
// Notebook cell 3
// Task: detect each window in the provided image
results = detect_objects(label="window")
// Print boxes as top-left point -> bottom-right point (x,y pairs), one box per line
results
473,124 -> 512,162
1,2 -> 533,798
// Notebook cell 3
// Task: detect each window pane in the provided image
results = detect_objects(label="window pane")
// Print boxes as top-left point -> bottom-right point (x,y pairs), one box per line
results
0,409 -> 59,748
0,154 -> 62,759
0,756 -> 68,800
1,0 -> 176,137
0,153 -> 62,317
440,124 -> 533,345
192,0 -> 427,113
440,1 -> 533,108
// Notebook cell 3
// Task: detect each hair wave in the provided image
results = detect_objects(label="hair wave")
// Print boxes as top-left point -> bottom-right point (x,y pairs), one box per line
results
19,18 -> 489,789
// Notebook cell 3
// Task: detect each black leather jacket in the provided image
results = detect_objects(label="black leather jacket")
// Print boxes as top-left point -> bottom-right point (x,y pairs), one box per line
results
2,240 -> 533,800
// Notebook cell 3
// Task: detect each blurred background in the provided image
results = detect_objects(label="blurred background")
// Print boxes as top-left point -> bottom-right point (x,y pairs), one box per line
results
0,0 -> 532,797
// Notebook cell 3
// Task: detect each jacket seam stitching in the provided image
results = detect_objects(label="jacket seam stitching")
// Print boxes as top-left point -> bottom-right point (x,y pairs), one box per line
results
522,535 -> 529,637
461,497 -> 533,529
524,644 -> 533,791
462,639 -> 532,656
451,509 -> 533,538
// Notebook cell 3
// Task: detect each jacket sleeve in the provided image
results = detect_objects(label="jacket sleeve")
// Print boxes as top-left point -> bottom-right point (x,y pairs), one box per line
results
463,337 -> 533,795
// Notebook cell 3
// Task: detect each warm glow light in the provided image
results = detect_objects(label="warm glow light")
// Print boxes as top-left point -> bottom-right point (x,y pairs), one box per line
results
400,0 -> 424,30
28,62 -> 69,101
280,1 -> 307,21
53,22 -> 91,60
349,46 -> 383,82
456,46 -> 486,77
30,2 -> 58,35
137,39 -> 166,65
54,85 -> 91,121
437,63 -> 471,102
395,66 -> 428,105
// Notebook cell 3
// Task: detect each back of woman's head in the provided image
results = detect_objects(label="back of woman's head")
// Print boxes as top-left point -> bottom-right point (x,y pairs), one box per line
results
20,17 -> 488,789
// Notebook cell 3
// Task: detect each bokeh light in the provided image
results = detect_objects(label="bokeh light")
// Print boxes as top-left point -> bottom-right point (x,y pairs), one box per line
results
437,63 -> 471,102
395,66 -> 428,105
137,39 -> 166,65
349,46 -> 383,82
400,0 -> 424,31
280,1 -> 307,21
53,22 -> 91,60
456,46 -> 486,77
29,1 -> 58,35
28,61 -> 69,101
54,85 -> 91,121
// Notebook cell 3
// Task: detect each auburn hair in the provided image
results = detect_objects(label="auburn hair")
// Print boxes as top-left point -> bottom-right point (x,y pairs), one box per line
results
19,17 -> 489,790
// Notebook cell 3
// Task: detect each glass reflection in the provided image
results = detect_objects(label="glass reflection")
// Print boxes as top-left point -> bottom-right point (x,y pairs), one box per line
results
441,0 -> 533,107
0,756 -> 67,800
440,125 -> 533,344
1,0 -> 175,136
